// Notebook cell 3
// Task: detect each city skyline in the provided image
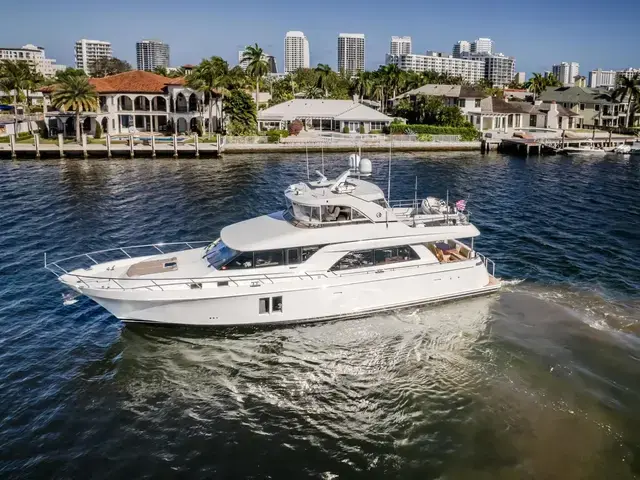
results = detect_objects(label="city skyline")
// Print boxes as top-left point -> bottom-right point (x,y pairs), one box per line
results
1,0 -> 638,75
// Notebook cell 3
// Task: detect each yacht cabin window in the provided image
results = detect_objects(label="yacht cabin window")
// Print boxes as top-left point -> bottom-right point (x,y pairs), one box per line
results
331,246 -> 420,271
217,245 -> 324,270
289,201 -> 371,226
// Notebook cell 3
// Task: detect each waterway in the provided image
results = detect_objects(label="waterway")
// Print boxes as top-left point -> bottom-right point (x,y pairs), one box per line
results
1,152 -> 639,478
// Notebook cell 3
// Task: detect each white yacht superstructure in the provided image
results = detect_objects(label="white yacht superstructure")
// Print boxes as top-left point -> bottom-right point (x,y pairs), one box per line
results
46,170 -> 500,326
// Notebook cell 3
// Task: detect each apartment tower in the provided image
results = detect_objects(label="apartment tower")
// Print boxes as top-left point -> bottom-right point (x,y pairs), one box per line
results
452,40 -> 471,58
75,39 -> 112,74
390,36 -> 411,56
136,40 -> 170,71
552,62 -> 580,86
337,33 -> 365,75
284,31 -> 310,73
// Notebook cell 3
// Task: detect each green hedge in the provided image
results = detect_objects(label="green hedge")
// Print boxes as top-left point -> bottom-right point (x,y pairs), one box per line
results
266,129 -> 289,143
390,124 -> 479,141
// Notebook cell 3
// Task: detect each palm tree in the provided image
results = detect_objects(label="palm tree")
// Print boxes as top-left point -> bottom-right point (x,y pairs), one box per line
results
613,73 -> 640,127
315,64 -> 334,97
24,69 -> 44,133
241,44 -> 269,108
545,73 -> 562,88
153,66 -> 169,77
302,86 -> 323,99
380,64 -> 404,103
51,75 -> 98,143
525,73 -> 547,100
351,71 -> 371,101
0,60 -> 30,133
188,57 -> 231,135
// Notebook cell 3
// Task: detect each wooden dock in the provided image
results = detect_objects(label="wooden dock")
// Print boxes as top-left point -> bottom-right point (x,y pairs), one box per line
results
482,132 -> 635,156
0,133 -> 221,159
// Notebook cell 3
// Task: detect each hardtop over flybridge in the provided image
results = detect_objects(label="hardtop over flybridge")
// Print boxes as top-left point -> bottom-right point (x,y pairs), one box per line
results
46,163 -> 500,326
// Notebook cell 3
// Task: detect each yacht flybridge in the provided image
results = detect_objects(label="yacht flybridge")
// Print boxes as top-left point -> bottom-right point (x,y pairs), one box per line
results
46,170 -> 500,326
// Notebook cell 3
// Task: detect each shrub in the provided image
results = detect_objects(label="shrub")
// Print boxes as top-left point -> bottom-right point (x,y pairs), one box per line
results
359,124 -> 365,134
390,124 -> 479,141
370,129 -> 382,134
266,129 -> 289,143
417,133 -> 433,142
195,118 -> 204,136
288,119 -> 303,136
94,122 -> 102,139
342,125 -> 350,134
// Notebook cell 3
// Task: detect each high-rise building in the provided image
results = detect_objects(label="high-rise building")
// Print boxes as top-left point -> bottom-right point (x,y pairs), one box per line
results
617,68 -> 640,82
515,72 -> 526,84
75,39 -> 112,74
337,33 -> 365,75
552,62 -> 579,86
0,44 -> 62,77
482,54 -> 515,87
284,31 -> 309,73
452,40 -> 471,58
238,50 -> 277,73
136,40 -> 169,71
471,38 -> 494,55
385,52 -> 485,84
390,36 -> 411,56
588,69 -> 617,89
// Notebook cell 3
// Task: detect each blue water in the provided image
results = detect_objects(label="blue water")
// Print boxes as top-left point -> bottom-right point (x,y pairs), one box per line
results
1,153 -> 639,478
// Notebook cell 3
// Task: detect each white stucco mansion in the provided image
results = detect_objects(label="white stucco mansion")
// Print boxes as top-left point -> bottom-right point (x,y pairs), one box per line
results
42,71 -> 221,137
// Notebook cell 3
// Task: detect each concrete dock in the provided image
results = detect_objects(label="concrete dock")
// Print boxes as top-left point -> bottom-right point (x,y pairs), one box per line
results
0,133 -> 221,159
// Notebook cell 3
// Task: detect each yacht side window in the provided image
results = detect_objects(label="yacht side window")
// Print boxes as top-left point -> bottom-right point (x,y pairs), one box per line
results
224,251 -> 254,269
320,205 -> 369,222
372,199 -> 388,208
374,246 -> 419,265
254,250 -> 284,268
302,246 -> 320,261
287,248 -> 300,264
330,250 -> 375,271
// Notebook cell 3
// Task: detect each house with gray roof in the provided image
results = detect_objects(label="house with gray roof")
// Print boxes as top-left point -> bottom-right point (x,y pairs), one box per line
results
391,84 -> 486,122
257,99 -> 393,133
538,86 -> 631,128
469,97 -> 580,131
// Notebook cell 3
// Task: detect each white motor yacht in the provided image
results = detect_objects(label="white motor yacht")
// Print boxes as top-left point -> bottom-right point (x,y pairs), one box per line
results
46,170 -> 500,327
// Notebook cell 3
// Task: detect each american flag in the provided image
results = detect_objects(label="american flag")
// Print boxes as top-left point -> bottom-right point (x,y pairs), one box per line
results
455,199 -> 467,211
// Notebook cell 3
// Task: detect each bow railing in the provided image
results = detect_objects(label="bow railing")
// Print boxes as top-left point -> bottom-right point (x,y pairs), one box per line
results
44,241 -> 212,277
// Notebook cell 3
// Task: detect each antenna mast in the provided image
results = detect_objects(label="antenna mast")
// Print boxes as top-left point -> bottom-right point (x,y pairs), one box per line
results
387,142 -> 392,202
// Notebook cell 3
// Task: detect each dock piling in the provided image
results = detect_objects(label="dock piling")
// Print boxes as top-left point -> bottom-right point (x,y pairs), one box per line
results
82,134 -> 88,158
151,135 -> 156,158
106,134 -> 112,158
58,134 -> 64,158
194,134 -> 199,158
172,134 -> 178,158
9,134 -> 16,159
129,135 -> 134,159
34,133 -> 40,159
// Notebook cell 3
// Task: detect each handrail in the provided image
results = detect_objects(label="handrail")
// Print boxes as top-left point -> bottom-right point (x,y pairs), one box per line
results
44,241 -> 212,276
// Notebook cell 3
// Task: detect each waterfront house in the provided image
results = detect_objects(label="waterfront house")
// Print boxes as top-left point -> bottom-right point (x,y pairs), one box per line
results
391,84 -> 486,122
469,98 -> 580,131
257,99 -> 393,133
538,86 -> 632,128
42,70 -> 221,137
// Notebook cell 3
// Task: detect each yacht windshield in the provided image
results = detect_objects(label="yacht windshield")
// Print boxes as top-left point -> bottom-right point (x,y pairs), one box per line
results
205,241 -> 240,269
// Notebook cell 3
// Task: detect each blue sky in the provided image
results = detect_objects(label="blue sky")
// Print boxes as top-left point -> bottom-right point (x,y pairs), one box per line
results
2,0 -> 639,77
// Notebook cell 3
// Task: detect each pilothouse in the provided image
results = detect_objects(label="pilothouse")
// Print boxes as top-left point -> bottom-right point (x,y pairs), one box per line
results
46,168 -> 500,326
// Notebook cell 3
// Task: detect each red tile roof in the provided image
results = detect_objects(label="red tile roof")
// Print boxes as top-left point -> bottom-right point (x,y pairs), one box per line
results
88,71 -> 186,93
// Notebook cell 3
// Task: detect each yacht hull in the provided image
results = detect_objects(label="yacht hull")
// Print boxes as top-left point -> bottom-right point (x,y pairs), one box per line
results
75,260 -> 500,327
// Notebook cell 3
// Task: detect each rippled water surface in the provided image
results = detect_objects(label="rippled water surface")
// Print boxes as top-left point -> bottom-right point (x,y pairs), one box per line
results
1,153 -> 639,479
